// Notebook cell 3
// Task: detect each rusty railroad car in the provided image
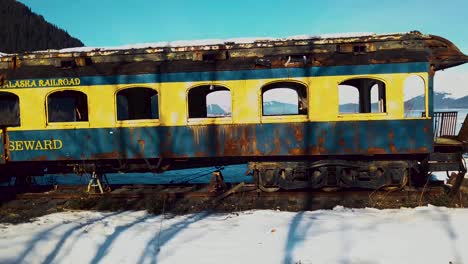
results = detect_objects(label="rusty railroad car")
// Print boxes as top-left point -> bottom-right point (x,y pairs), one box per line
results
0,31 -> 467,191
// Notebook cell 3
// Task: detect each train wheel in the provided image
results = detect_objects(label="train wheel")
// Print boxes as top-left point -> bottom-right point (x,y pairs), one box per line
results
258,184 -> 280,193
253,170 -> 280,192
382,173 -> 409,191
258,185 -> 280,192
322,187 -> 341,192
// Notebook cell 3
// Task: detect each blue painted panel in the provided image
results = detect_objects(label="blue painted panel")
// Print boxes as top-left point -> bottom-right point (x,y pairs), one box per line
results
7,62 -> 429,89
7,119 -> 433,162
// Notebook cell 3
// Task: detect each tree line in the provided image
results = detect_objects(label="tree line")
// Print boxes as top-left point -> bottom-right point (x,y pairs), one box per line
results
0,0 -> 83,53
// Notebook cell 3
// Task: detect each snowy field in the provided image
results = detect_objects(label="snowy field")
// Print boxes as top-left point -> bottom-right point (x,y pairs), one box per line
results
1,206 -> 467,264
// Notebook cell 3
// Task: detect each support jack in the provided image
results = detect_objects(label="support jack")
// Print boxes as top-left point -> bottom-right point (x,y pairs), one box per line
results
87,172 -> 110,194
209,170 -> 227,193
448,171 -> 466,197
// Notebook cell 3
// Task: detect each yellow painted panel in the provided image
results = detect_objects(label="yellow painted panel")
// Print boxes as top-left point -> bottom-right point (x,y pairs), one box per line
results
0,71 -> 429,131
5,88 -> 47,130
308,72 -> 429,122
188,117 -> 233,125
261,115 -> 308,123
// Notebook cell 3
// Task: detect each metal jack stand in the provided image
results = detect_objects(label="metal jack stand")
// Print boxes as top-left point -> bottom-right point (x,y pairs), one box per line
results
87,172 -> 109,194
448,170 -> 467,197
209,170 -> 227,193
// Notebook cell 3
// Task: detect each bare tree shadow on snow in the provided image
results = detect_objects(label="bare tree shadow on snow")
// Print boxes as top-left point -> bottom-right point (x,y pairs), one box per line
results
429,207 -> 463,264
13,211 -> 124,264
283,193 -> 316,264
283,202 -> 385,264
89,213 -> 153,264
283,211 -> 355,264
283,211 -> 312,264
137,212 -> 210,264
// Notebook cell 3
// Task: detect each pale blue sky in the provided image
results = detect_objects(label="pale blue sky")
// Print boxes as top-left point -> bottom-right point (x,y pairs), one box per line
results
18,0 -> 468,53
16,0 -> 468,97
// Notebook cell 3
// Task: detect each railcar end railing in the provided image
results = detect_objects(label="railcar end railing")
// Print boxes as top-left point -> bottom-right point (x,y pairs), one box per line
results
422,111 -> 458,140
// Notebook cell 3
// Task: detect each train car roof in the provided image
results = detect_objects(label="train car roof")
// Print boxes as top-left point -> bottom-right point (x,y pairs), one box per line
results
0,31 -> 467,72
0,32 -> 394,54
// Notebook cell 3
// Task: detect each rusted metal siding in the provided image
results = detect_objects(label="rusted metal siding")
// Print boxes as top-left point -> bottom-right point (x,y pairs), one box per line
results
6,119 -> 432,162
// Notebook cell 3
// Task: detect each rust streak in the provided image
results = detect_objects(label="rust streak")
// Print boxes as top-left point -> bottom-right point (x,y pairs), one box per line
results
366,148 -> 388,155
90,151 -> 122,160
389,144 -> 398,153
31,155 -> 48,161
137,139 -> 145,153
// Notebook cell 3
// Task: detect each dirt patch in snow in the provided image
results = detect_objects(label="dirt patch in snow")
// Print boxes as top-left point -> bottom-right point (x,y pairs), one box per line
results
1,184 -> 468,224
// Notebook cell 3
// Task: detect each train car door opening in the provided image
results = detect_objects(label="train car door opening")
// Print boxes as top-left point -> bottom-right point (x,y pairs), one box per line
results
0,92 -> 21,163
0,129 -> 5,164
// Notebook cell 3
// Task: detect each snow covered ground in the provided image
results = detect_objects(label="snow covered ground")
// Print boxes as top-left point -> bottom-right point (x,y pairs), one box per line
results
1,206 -> 467,264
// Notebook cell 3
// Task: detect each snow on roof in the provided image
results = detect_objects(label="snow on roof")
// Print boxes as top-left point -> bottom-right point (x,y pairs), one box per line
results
0,32 -> 414,56
33,32 -> 378,54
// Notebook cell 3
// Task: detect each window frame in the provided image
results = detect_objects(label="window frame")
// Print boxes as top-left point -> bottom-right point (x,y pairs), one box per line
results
403,74 -> 428,119
259,81 -> 308,123
186,84 -> 233,125
114,86 -> 161,127
0,91 -> 20,127
46,89 -> 90,127
337,76 -> 388,118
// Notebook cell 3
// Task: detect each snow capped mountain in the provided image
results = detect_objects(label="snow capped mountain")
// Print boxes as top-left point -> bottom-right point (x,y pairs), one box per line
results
263,101 -> 298,115
208,94 -> 468,117
207,104 -> 229,117
340,92 -> 468,113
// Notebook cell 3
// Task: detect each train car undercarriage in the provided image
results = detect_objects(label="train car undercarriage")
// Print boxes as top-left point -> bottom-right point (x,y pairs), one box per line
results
249,113 -> 468,192
249,160 -> 413,192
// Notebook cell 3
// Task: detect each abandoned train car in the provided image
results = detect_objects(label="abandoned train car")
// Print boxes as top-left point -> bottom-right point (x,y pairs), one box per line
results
0,31 -> 467,191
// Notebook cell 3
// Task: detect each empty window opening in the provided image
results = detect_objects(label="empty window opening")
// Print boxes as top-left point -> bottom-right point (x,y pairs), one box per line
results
353,45 -> 366,53
60,60 -> 76,69
338,78 -> 386,114
0,92 -> 20,127
188,85 -> 231,118
370,84 -> 385,112
48,90 -> 88,122
202,53 -> 216,61
338,85 -> 360,113
206,90 -> 232,117
117,88 -> 158,120
262,82 -> 307,116
403,75 -> 425,117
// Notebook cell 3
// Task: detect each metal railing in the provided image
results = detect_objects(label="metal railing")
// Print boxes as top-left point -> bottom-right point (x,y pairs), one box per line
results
422,111 -> 458,139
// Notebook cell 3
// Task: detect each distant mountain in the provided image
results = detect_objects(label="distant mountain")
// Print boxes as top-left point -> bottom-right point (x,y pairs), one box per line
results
341,92 -> 468,113
207,104 -> 229,117
263,101 -> 298,115
339,103 -> 360,113
203,94 -> 468,117
451,96 -> 468,108
0,0 -> 83,53
207,92 -> 467,117
260,92 -> 468,115
404,95 -> 425,110
207,101 -> 299,116
404,92 -> 468,110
